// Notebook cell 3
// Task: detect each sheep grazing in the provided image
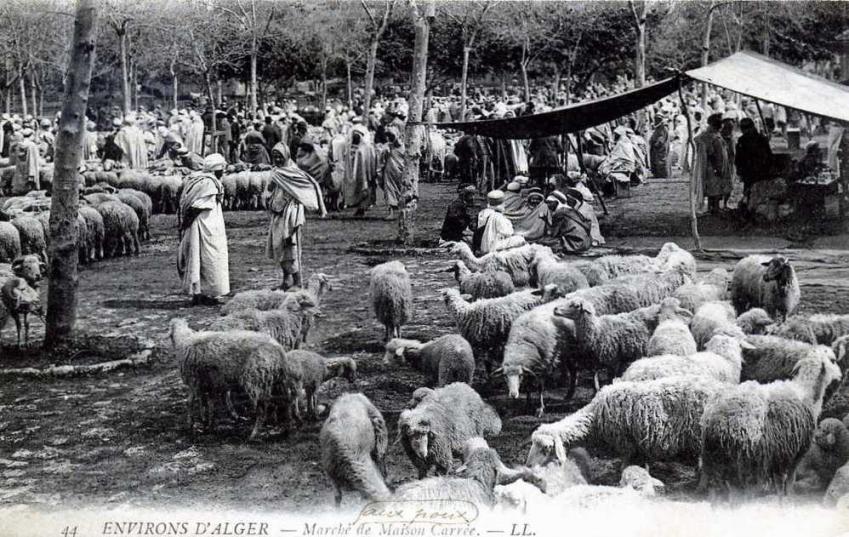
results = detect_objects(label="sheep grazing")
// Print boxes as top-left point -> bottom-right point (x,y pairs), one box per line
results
673,268 -> 729,313
394,437 -> 544,507
530,250 -> 589,294
398,382 -> 501,478
739,335 -> 822,383
96,200 -> 140,257
79,206 -> 105,261
0,276 -> 43,347
528,376 -> 728,471
169,318 -> 303,440
446,241 -> 552,287
442,284 -> 563,373
209,293 -> 317,351
290,351 -> 357,420
116,189 -> 151,241
11,215 -> 47,261
370,261 -> 412,341
223,273 -> 332,315
447,260 -> 514,300
690,301 -> 772,350
0,221 -> 22,263
320,393 -> 390,505
384,335 -> 475,387
770,313 -> 849,346
730,255 -> 800,321
621,334 -> 751,384
700,347 -> 842,495
646,297 -> 696,357
794,418 -> 849,493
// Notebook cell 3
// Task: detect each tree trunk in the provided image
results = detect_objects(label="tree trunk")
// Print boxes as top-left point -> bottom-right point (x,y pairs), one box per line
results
399,2 -> 431,245
250,41 -> 258,116
132,61 -> 139,112
45,0 -> 98,347
551,67 -> 561,106
320,56 -> 328,111
30,72 -> 37,119
205,73 -> 216,156
520,62 -> 530,103
701,2 -> 715,109
634,25 -> 646,88
172,73 -> 178,111
19,73 -> 27,117
217,79 -> 223,108
119,27 -> 130,115
346,60 -> 353,109
363,37 -> 380,113
460,45 -> 471,120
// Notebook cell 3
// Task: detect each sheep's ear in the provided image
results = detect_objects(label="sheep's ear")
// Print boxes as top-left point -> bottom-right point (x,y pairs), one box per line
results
553,436 -> 567,464
675,308 -> 693,320
395,347 -> 405,357
453,464 -> 468,475
530,288 -> 543,296
740,340 -> 756,350
760,261 -> 771,267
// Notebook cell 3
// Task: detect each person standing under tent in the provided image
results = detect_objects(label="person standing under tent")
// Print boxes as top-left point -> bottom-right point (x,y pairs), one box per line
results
177,153 -> 230,306
649,113 -> 670,178
693,113 -> 728,215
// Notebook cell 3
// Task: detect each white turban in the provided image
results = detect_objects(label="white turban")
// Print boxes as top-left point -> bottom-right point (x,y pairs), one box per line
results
203,153 -> 227,172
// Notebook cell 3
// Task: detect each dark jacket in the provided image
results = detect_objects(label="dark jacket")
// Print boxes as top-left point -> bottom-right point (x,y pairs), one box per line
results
735,131 -> 772,184
440,198 -> 474,242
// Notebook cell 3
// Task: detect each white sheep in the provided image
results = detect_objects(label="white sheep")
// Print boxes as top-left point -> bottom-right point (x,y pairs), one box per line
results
655,242 -> 697,278
690,301 -> 773,350
621,334 -> 752,384
384,335 -> 475,387
320,393 -> 390,505
834,335 -> 849,369
446,241 -> 552,287
769,313 -> 849,346
646,297 -> 696,357
0,221 -> 22,263
289,351 -> 357,420
208,292 -> 317,351
673,268 -> 729,313
730,255 -> 800,321
530,249 -> 590,294
740,334 -> 820,383
370,261 -> 412,341
0,276 -> 43,347
446,260 -> 514,300
700,346 -> 842,495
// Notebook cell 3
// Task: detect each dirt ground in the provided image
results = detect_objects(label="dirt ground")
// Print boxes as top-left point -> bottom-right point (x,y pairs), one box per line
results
1,177 -> 848,512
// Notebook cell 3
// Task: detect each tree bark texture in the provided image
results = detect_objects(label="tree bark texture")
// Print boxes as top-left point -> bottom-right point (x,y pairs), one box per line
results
363,38 -> 380,113
19,73 -> 27,117
119,25 -> 130,115
45,0 -> 98,346
701,2 -> 715,109
460,46 -> 470,120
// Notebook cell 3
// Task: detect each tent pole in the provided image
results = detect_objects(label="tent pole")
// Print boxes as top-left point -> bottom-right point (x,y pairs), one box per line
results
677,75 -> 702,252
755,99 -> 768,136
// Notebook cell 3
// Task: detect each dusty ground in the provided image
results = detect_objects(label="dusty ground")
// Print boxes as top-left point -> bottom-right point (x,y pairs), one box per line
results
0,177 -> 847,512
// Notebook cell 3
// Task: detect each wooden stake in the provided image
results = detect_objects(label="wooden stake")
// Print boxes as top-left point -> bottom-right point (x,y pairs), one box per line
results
677,75 -> 702,251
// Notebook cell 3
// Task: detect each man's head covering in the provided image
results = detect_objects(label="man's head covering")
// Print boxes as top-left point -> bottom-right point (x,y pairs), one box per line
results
86,120 -> 96,130
202,153 -> 227,172
40,118 -> 51,128
564,188 -> 585,206
514,175 -> 529,186
272,142 -> 291,162
461,185 -> 477,197
175,144 -> 189,155
614,125 -> 627,138
546,191 -> 568,205
487,190 -> 505,207
505,181 -> 521,192
528,191 -> 544,203
21,127 -> 33,137
112,118 -> 122,128
805,140 -> 819,153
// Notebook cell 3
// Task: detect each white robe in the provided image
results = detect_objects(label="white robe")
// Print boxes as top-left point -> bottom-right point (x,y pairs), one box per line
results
178,181 -> 230,297
478,207 -> 514,255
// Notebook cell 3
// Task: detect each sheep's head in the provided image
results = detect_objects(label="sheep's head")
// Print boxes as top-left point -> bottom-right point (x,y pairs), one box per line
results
658,297 -> 692,322
814,418 -> 847,450
339,358 -> 358,382
761,257 -> 793,283
168,318 -> 190,348
619,466 -> 665,496
497,364 -> 534,399
11,254 -> 46,287
400,412 -> 432,460
530,283 -> 564,302
553,299 -> 592,320
526,428 -> 567,468
736,308 -> 774,335
283,290 -> 317,312
833,336 -> 849,370
383,338 -> 421,366
792,347 -> 842,405
2,278 -> 41,315
408,387 -> 433,408
307,273 -> 333,298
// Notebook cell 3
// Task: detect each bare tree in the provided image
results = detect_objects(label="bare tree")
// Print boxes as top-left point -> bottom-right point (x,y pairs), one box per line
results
360,0 -> 395,114
445,1 -> 493,120
45,0 -> 97,346
628,0 -> 647,88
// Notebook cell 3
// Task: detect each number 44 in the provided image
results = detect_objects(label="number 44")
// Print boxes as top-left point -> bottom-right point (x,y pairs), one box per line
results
61,527 -> 78,537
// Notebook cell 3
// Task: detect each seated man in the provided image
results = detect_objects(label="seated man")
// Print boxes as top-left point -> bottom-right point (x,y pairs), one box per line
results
540,191 -> 592,254
440,185 -> 477,244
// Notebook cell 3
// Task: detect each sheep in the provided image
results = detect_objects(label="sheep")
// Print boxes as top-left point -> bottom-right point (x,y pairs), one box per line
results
620,334 -> 751,384
0,221 -> 21,263
730,255 -> 800,321
398,382 -> 501,478
495,446 -> 591,511
384,335 -> 475,387
835,335 -> 849,369
442,284 -> 564,373
394,437 -> 545,507
530,249 -> 590,294
573,254 -> 657,287
552,298 -> 657,389
82,192 -> 120,206
370,261 -> 412,341
821,370 -> 849,422
208,292 -> 317,351
78,205 -> 105,262
793,418 -> 849,493
0,276 -> 43,347
539,466 -> 666,510
740,334 -> 822,383
699,346 -> 842,495
655,242 -> 697,278
673,268 -> 729,313
290,351 -> 357,420
446,241 -> 552,287
646,297 -> 696,357
118,188 -> 153,217
769,314 -> 849,346
4,254 -> 46,287
320,393 -> 390,505
222,273 -> 332,315
96,200 -> 140,257
116,189 -> 151,241
169,318 -> 303,440
527,376 -> 729,472
10,215 -> 47,261
825,463 -> 849,506
446,260 -> 514,300
690,301 -> 772,350
735,308 -> 774,336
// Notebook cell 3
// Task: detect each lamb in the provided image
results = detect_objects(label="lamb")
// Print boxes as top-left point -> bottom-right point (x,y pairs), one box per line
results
530,249 -> 589,294
0,221 -> 21,263
699,347 -> 842,495
384,335 -> 475,387
690,301 -> 772,350
735,307 -> 774,336
169,318 -> 303,440
620,334 -> 751,384
394,437 -> 545,506
96,200 -> 140,257
730,255 -> 800,321
209,292 -> 317,351
793,418 -> 849,493
0,276 -> 43,347
442,284 -> 563,373
398,382 -> 501,478
320,393 -> 390,505
673,268 -> 729,313
4,254 -> 46,287
646,297 -> 696,357
290,351 -> 357,420
370,261 -> 412,341
116,189 -> 151,241
769,314 -> 849,346
527,376 -> 728,471
11,215 -> 47,261
446,241 -> 552,287
739,334 -> 822,383
447,260 -> 514,300
79,206 -> 105,262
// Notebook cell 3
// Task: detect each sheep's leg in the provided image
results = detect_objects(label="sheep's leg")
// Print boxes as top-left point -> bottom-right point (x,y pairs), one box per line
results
132,230 -> 140,255
205,397 -> 216,432
593,371 -> 601,393
226,391 -> 246,421
185,392 -> 196,432
536,379 -> 546,418
12,314 -> 21,348
249,402 -> 267,441
333,486 -> 343,507
23,313 -> 30,347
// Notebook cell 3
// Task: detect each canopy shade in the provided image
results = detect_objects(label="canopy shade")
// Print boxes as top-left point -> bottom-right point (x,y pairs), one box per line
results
685,51 -> 849,124
433,77 -> 680,139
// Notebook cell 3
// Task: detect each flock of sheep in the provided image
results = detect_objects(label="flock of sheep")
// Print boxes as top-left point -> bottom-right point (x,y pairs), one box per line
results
164,233 -> 849,511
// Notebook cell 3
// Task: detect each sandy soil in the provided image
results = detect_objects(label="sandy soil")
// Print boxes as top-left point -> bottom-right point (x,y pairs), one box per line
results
0,178 -> 847,511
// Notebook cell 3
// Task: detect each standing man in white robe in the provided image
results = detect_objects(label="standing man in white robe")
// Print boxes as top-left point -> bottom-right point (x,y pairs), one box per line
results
177,153 -> 230,306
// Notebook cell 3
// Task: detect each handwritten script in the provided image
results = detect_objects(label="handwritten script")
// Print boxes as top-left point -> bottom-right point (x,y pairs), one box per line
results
353,500 -> 479,526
